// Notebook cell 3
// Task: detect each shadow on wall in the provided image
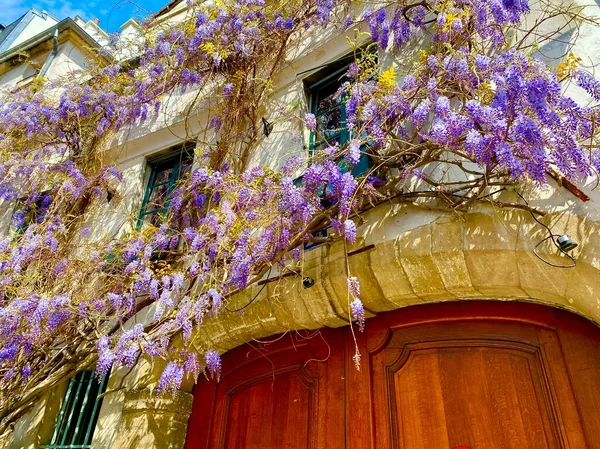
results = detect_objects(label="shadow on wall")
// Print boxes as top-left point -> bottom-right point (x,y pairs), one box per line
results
3,380 -> 68,449
533,28 -> 576,67
111,389 -> 192,449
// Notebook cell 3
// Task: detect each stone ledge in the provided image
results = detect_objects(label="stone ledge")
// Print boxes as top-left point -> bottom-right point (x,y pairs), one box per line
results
195,207 -> 600,349
122,389 -> 193,417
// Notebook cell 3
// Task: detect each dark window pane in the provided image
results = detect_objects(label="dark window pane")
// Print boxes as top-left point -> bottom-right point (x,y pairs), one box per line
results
315,78 -> 342,114
316,105 -> 342,139
316,91 -> 339,114
180,158 -> 193,178
146,182 -> 172,212
154,168 -> 173,185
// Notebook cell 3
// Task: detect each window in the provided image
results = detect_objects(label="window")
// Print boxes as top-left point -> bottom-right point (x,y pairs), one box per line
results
41,371 -> 109,449
306,54 -> 372,177
309,66 -> 350,151
137,143 -> 195,229
301,53 -> 374,249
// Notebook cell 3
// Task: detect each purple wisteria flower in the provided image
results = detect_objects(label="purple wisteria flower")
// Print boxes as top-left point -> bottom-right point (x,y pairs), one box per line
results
347,277 -> 365,330
223,83 -> 234,95
574,70 -> 600,101
205,349 -> 221,381
350,298 -> 365,332
304,113 -> 317,132
348,276 -> 360,298
157,362 -> 184,392
412,99 -> 431,129
96,336 -> 114,377
348,140 -> 361,165
11,211 -> 26,229
344,219 -> 357,243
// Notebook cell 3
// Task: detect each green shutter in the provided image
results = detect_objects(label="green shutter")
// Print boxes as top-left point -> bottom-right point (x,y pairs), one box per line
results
41,371 -> 109,449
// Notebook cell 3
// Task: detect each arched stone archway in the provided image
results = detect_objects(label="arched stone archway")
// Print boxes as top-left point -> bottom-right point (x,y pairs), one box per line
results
185,205 -> 600,357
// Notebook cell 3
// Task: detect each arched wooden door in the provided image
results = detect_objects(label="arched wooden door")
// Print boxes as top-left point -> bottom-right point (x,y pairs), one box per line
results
185,302 -> 600,448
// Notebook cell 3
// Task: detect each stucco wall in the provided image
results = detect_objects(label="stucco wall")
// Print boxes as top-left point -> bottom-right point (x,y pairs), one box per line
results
0,52 -> 45,89
0,39 -> 94,91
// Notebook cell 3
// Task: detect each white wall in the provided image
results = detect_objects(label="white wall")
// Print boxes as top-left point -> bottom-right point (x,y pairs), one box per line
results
74,17 -> 110,48
0,55 -> 44,89
4,11 -> 58,52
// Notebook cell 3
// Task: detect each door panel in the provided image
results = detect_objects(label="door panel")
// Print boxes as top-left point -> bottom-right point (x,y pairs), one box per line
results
186,302 -> 600,449
221,370 -> 312,449
185,329 -> 346,449
372,334 -> 567,448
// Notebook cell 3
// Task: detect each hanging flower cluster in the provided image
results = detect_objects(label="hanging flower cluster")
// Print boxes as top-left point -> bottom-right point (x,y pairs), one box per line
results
0,0 -> 599,428
340,48 -> 597,185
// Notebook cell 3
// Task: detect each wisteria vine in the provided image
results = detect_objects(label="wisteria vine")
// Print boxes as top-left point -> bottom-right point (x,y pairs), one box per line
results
0,0 -> 599,433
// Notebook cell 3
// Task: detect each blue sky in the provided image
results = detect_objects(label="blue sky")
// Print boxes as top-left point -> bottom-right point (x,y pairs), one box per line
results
0,0 -> 169,32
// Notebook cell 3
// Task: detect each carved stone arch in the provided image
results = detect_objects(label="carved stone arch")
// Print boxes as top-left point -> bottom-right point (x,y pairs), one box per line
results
186,207 -> 600,359
100,206 -> 600,449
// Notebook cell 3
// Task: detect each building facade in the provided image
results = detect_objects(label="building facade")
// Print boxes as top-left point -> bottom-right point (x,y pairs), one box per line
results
2,0 -> 600,448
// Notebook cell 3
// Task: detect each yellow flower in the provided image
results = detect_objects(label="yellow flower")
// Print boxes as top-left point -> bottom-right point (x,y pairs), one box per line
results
201,42 -> 215,54
380,65 -> 397,91
556,52 -> 581,78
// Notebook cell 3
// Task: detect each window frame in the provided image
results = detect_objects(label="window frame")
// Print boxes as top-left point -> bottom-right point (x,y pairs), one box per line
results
136,143 -> 195,230
307,64 -> 352,154
305,56 -> 372,178
300,53 -> 375,249
41,371 -> 109,449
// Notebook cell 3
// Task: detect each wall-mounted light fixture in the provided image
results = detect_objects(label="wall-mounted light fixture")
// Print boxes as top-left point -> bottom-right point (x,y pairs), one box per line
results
533,233 -> 577,268
302,276 -> 315,288
517,191 -> 578,269
556,234 -> 578,252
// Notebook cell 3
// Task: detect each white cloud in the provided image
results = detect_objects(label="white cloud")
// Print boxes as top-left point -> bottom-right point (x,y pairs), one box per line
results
0,0 -> 32,24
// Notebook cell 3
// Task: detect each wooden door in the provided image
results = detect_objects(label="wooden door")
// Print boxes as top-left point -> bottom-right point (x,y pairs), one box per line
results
185,329 -> 346,449
186,302 -> 600,449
